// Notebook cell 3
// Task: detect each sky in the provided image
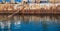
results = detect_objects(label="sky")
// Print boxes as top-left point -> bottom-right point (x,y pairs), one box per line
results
0,0 -> 48,2
0,0 -> 22,2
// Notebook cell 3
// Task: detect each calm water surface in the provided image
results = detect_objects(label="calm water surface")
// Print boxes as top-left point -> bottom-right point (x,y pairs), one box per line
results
0,15 -> 60,31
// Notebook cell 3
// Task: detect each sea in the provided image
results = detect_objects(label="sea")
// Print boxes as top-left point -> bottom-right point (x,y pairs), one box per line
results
0,15 -> 60,31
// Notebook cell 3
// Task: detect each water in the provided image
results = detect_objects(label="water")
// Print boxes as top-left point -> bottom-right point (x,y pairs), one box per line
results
0,15 -> 60,31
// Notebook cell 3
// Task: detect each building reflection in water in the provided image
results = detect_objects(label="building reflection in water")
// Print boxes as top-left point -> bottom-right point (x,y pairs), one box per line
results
0,15 -> 60,31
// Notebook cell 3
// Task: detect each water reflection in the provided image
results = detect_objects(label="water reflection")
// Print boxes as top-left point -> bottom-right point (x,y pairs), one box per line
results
0,15 -> 60,31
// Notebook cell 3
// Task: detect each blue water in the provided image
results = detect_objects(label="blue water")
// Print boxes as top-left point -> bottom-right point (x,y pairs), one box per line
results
0,15 -> 60,31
